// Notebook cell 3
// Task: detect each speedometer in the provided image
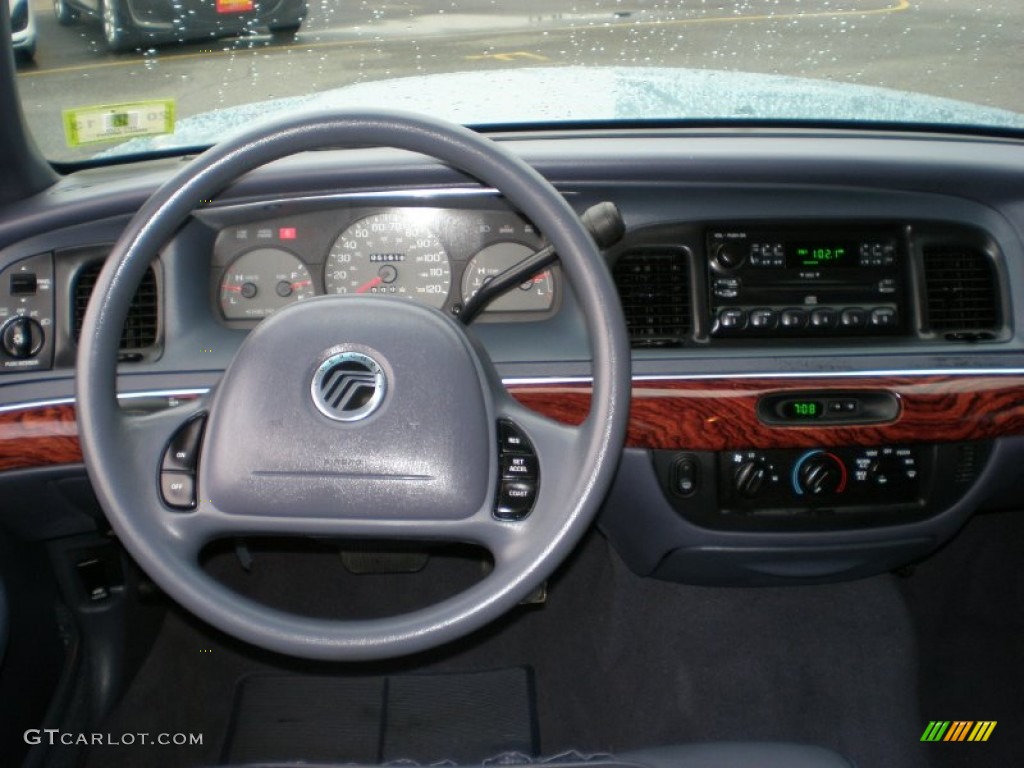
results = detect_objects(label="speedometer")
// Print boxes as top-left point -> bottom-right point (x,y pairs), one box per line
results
324,213 -> 451,309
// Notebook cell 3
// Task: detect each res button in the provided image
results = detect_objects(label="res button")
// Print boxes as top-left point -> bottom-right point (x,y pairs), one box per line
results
494,420 -> 539,521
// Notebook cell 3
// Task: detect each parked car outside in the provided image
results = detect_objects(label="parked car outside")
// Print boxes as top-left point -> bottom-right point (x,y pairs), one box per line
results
52,0 -> 307,52
9,0 -> 36,61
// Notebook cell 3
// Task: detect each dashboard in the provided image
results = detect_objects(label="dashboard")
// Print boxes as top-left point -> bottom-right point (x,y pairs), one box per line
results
2,128 -> 1024,587
209,205 -> 558,325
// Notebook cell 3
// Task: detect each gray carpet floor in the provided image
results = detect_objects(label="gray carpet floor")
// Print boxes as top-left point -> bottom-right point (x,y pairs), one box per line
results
83,532 -> 928,767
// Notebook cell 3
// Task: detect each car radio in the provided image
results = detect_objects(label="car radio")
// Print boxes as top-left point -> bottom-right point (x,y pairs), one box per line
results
706,225 -> 907,337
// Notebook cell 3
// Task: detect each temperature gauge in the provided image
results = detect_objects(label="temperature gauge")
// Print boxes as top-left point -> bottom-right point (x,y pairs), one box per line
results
461,242 -> 555,313
220,248 -> 315,320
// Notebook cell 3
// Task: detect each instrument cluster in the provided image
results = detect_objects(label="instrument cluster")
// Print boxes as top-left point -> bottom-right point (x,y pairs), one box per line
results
211,206 -> 559,325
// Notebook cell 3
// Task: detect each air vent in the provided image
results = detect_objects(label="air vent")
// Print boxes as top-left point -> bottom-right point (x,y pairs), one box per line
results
922,247 -> 999,338
613,248 -> 691,347
73,262 -> 159,351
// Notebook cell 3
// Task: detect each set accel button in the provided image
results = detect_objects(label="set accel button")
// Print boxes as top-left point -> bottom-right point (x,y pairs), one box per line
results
494,420 -> 539,521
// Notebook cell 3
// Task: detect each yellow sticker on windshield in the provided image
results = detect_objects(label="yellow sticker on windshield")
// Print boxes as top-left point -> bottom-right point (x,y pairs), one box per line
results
62,100 -> 176,147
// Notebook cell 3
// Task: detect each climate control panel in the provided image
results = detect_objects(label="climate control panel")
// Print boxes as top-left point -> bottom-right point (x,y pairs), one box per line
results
721,445 -> 922,513
654,441 -> 990,531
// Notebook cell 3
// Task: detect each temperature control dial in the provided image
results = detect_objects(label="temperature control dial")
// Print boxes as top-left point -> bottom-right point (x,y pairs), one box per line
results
793,451 -> 848,496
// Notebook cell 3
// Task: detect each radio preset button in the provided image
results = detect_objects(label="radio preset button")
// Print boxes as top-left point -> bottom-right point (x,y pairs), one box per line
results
840,308 -> 867,328
748,308 -> 777,329
779,308 -> 807,329
718,308 -> 747,330
870,307 -> 898,328
810,308 -> 838,329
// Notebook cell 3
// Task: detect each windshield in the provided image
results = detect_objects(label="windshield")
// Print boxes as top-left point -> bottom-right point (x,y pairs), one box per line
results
12,0 -> 1024,162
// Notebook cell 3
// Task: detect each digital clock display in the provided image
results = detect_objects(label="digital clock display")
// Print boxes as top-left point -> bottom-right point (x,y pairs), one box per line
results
786,241 -> 857,269
784,400 -> 823,419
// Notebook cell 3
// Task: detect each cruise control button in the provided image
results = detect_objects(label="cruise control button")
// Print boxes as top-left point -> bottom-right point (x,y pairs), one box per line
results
498,421 -> 531,455
495,481 -> 537,521
501,454 -> 538,480
162,416 -> 206,472
160,472 -> 196,510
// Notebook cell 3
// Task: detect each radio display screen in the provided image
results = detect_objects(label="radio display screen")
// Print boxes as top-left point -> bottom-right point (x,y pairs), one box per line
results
787,242 -> 859,269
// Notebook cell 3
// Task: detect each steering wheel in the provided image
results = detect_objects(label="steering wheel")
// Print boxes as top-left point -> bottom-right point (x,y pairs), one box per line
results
76,111 -> 630,661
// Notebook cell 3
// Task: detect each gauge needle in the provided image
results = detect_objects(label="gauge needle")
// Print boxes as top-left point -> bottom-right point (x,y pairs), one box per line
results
356,276 -> 383,294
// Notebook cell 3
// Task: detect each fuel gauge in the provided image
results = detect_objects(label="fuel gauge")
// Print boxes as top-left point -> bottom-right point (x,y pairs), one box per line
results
462,242 -> 555,313
220,248 -> 315,320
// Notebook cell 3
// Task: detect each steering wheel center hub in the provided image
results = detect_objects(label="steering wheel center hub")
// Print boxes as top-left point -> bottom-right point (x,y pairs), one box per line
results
200,295 -> 493,522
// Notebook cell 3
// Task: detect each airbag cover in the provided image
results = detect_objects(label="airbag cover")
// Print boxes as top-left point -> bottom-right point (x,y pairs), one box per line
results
199,296 -> 491,521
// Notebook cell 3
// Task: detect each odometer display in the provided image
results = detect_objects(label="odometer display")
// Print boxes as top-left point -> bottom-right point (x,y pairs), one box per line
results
324,213 -> 451,308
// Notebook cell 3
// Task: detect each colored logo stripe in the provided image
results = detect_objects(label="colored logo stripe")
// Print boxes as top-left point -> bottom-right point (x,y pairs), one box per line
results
968,722 -> 997,742
921,721 -> 996,742
944,721 -> 973,741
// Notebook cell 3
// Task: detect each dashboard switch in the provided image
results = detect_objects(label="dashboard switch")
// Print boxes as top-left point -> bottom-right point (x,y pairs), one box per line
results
671,456 -> 699,497
501,454 -> 538,481
1,316 -> 44,359
499,421 -> 530,454
494,420 -> 539,521
162,416 -> 206,472
9,272 -> 37,295
160,416 -> 206,511
495,481 -> 537,521
160,473 -> 196,510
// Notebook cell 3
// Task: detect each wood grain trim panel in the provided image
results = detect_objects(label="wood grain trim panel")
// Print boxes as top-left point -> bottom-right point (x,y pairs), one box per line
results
509,375 -> 1024,450
3,376 -> 1023,472
0,403 -> 82,471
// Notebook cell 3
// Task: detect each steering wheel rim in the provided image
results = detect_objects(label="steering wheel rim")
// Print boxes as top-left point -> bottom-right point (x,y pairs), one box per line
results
76,110 -> 630,661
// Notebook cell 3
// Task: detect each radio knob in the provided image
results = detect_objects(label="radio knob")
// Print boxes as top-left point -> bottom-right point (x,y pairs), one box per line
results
734,459 -> 771,498
714,242 -> 747,270
796,452 -> 847,496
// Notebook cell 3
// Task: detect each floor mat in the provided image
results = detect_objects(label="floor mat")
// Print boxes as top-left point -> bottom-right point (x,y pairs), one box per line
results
899,510 -> 1024,768
81,533 -> 922,768
223,667 -> 537,765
